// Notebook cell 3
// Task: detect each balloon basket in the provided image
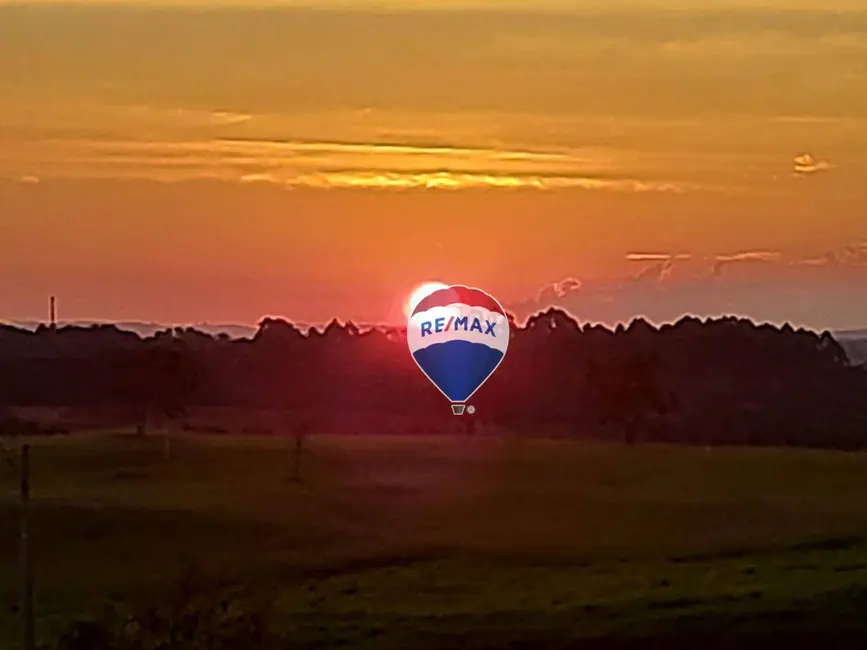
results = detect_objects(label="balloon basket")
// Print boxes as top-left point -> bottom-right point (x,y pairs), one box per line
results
451,404 -> 466,416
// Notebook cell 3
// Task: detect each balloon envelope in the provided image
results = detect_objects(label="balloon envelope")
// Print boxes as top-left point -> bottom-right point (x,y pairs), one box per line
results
407,285 -> 509,403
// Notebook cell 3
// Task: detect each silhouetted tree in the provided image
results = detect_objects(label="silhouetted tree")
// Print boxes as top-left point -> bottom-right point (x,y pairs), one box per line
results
110,337 -> 200,456
0,312 -> 864,450
585,354 -> 667,444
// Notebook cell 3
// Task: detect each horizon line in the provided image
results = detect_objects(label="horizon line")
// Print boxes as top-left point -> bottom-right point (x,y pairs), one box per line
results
2,313 -> 863,338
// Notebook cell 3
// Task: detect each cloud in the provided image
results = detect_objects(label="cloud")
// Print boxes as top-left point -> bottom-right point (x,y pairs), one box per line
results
209,111 -> 252,126
714,251 -> 782,263
5,3 -> 867,134
16,175 -> 39,184
279,171 -> 694,192
622,251 -> 784,283
793,152 -> 833,176
631,260 -> 676,284
798,244 -> 867,267
798,252 -> 838,266
507,243 -> 867,330
531,278 -> 583,307
551,278 -> 582,296
624,253 -> 694,284
1,135 -> 711,192
114,105 -> 253,129
238,172 -> 279,184
709,251 -> 782,278
625,253 -> 692,261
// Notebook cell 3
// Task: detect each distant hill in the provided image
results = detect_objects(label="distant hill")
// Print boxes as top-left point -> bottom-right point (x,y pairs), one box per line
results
8,320 -> 261,339
835,330 -> 867,366
835,329 -> 867,339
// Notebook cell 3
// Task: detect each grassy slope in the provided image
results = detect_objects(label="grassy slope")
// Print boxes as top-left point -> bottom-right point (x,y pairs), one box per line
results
3,433 -> 867,648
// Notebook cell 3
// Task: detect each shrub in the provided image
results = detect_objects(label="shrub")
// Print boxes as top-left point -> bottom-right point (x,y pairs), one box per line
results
57,567 -> 277,650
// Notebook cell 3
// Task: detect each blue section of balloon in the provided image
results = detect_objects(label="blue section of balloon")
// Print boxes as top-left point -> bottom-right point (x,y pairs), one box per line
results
412,341 -> 504,403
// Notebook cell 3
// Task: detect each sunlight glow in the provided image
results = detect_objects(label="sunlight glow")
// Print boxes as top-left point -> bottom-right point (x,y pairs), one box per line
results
405,282 -> 449,320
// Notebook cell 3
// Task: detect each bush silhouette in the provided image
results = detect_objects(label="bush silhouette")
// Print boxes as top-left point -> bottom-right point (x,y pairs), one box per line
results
57,567 -> 276,650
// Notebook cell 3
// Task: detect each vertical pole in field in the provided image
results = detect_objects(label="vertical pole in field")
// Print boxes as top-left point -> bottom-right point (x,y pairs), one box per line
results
20,444 -> 35,650
291,434 -> 303,482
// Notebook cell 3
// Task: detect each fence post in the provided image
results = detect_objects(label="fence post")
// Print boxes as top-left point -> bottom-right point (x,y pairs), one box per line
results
20,443 -> 35,650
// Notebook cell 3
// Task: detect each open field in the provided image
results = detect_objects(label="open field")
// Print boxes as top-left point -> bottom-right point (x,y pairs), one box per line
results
5,433 -> 867,648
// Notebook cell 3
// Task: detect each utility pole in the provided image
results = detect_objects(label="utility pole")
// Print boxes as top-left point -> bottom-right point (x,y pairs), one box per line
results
19,444 -> 34,650
49,296 -> 56,330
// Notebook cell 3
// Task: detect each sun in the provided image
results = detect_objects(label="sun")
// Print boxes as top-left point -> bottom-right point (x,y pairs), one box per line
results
404,281 -> 449,320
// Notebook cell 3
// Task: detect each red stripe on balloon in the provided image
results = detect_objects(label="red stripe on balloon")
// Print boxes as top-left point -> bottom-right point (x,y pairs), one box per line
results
411,286 -> 505,318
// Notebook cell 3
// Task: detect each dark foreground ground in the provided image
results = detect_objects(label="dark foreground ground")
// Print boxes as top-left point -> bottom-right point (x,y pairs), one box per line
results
4,433 -> 867,649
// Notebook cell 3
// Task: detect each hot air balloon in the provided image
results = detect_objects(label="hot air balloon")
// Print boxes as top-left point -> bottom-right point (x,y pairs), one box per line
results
407,284 -> 509,415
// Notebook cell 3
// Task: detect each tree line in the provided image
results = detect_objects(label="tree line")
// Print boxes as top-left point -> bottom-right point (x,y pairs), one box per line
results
0,309 -> 865,449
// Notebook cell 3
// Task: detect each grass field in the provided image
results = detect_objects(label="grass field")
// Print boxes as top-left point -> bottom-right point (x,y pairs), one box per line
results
4,433 -> 867,649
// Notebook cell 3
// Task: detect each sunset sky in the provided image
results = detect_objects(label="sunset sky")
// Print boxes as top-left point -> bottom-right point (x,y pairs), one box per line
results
1,0 -> 866,331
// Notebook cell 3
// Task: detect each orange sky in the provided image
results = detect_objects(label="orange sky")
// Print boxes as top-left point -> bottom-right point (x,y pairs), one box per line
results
1,1 -> 866,330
